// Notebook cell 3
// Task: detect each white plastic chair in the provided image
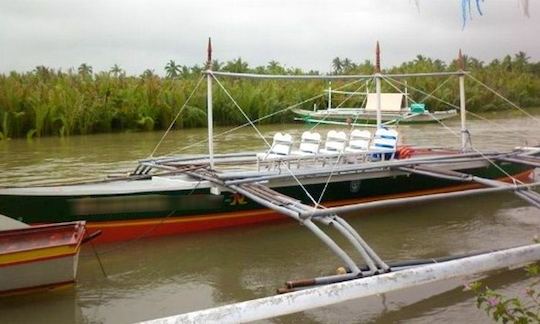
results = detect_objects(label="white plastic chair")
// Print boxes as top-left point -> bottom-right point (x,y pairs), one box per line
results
292,131 -> 321,156
345,129 -> 371,153
320,130 -> 348,155
369,128 -> 399,160
257,132 -> 293,160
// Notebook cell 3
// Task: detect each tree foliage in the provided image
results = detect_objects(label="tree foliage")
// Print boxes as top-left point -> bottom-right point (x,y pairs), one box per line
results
0,53 -> 539,139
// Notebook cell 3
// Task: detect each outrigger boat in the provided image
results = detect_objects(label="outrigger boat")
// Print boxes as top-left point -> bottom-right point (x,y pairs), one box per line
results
0,42 -> 539,250
293,88 -> 458,126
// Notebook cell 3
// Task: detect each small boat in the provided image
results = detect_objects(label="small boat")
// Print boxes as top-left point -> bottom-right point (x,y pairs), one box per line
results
293,88 -> 457,126
0,220 -> 87,295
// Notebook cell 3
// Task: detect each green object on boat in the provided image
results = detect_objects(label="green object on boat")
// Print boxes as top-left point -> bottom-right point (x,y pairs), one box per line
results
410,103 -> 426,113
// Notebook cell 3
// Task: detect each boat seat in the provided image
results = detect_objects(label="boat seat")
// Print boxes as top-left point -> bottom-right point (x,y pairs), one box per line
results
292,131 -> 321,156
369,128 -> 398,160
319,130 -> 347,155
256,132 -> 293,160
345,129 -> 371,153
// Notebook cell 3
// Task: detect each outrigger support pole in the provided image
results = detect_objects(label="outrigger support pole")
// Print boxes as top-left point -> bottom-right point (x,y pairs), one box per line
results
186,168 -> 390,288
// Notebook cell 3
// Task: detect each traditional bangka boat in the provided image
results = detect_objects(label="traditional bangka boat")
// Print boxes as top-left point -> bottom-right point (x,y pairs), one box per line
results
0,220 -> 87,295
293,89 -> 457,125
0,41 -> 539,248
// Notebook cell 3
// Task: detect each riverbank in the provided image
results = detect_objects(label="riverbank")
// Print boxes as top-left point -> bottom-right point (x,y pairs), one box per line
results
0,53 -> 539,139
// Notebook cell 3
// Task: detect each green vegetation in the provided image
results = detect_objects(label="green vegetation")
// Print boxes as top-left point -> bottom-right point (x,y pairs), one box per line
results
0,53 -> 539,139
467,263 -> 540,323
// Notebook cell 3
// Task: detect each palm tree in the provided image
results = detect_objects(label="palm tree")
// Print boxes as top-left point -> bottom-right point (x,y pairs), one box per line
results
332,57 -> 343,74
223,58 -> 249,73
34,66 -> 51,79
342,58 -> 355,74
211,59 -> 223,71
140,69 -> 156,79
267,60 -> 284,74
190,65 -> 203,75
502,55 -> 512,72
165,60 -> 181,78
513,51 -> 530,72
110,64 -> 123,77
78,63 -> 93,76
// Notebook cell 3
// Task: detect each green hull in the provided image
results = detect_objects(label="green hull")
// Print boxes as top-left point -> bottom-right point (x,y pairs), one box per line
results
0,163 -> 531,225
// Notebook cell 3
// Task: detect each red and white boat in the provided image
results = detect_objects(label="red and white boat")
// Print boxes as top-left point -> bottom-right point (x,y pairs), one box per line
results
0,220 -> 87,295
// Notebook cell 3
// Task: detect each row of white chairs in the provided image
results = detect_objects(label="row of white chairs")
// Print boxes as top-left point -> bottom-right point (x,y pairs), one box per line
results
257,128 -> 399,161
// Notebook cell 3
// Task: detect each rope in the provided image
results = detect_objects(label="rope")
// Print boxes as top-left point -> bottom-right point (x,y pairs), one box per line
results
211,73 -> 272,147
426,112 -> 524,186
314,83 -> 372,207
308,79 -> 373,132
212,73 -> 321,206
379,75 -> 525,186
148,75 -> 205,158
465,110 -> 537,144
418,76 -> 453,103
382,75 -> 457,110
166,78 -> 368,156
467,74 -> 540,124
384,75 -> 538,143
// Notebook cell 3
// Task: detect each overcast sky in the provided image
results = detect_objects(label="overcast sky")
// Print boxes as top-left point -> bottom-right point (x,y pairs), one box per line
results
0,0 -> 538,75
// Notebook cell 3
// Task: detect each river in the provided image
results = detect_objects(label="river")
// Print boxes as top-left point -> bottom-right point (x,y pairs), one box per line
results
0,112 -> 539,323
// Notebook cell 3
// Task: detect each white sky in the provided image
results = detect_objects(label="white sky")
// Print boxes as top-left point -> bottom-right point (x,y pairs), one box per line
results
0,0 -> 538,75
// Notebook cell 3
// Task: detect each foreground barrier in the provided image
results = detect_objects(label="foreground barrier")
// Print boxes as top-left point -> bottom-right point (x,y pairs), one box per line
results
139,244 -> 540,324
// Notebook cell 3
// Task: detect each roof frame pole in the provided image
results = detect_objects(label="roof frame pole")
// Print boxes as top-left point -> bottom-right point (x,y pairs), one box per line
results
206,37 -> 215,169
458,49 -> 468,151
328,82 -> 332,109
404,80 -> 409,109
375,42 -> 382,128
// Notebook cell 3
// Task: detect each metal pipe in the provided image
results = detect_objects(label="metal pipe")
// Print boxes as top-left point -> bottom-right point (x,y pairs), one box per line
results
305,181 -> 540,217
206,38 -> 215,169
302,219 -> 361,274
208,71 -> 467,81
515,191 -> 540,209
229,185 -> 300,220
458,50 -> 468,151
327,82 -> 332,109
497,157 -> 540,168
219,152 -> 502,182
332,216 -> 390,272
315,216 -> 378,274
140,244 -> 540,324
223,157 -> 487,185
376,74 -> 382,127
398,166 -> 473,182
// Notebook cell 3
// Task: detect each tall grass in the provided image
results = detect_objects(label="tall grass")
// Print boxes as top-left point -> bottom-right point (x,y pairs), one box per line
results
0,53 -> 539,139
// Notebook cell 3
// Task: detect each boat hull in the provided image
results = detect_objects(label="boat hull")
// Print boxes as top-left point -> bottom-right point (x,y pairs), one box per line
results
293,109 -> 457,124
0,160 -> 533,244
0,222 -> 85,295
0,254 -> 79,295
